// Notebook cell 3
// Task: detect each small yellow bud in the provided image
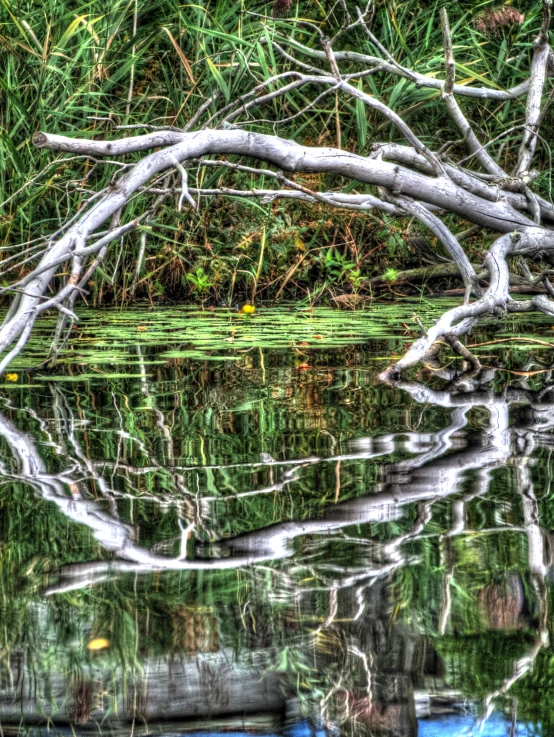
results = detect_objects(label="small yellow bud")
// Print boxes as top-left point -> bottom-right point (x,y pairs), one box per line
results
5,373 -> 18,382
87,638 -> 110,650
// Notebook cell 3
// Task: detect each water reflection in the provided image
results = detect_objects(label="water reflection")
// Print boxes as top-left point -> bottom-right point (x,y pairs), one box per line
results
0,353 -> 553,735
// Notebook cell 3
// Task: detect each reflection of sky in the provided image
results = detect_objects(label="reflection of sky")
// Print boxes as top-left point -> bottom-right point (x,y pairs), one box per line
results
419,714 -> 535,736
27,720 -> 539,737
127,717 -> 538,737
139,716 -> 538,737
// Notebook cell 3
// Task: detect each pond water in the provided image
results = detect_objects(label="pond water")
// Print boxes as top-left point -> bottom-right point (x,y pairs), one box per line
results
1,304 -> 554,736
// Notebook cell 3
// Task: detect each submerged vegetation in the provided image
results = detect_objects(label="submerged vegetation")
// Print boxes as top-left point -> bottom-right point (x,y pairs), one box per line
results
1,297 -> 554,374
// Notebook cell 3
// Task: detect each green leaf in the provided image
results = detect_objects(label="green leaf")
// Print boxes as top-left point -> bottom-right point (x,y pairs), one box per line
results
187,24 -> 255,48
0,78 -> 30,120
355,78 -> 368,154
206,57 -> 230,101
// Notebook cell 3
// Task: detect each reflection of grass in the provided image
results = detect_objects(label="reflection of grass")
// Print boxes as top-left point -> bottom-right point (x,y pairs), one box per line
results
0,356 -> 422,678
437,632 -> 534,698
0,348 -> 451,727
2,340 -> 554,729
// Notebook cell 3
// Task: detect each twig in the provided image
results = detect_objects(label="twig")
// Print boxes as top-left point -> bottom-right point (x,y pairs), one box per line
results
440,8 -> 505,178
172,156 -> 196,211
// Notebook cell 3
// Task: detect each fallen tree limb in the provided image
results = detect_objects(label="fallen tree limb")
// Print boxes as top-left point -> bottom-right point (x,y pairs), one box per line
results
368,264 -> 536,289
367,263 -> 475,286
381,228 -> 554,380
0,1 -> 553,376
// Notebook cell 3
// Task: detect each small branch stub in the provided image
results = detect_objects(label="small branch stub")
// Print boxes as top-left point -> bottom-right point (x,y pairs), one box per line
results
32,132 -> 48,149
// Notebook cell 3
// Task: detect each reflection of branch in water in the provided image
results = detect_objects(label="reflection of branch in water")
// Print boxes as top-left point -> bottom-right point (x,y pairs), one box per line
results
0,386 -> 477,593
437,484 -> 487,636
0,401 -> 414,594
0,396 -> 436,593
137,344 -> 175,466
472,447 -> 549,734
388,376 -> 553,731
49,384 -> 118,515
473,574 -> 548,734
1,377 -> 553,623
438,536 -> 454,637
4,366 -> 554,737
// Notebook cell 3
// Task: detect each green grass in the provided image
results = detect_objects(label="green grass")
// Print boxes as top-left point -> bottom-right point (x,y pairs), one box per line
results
0,0 -> 549,306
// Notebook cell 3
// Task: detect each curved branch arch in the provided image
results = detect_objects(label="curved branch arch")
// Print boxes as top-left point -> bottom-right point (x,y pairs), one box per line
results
0,2 -> 553,376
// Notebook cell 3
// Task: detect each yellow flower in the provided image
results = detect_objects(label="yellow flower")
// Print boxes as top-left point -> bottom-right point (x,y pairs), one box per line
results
5,373 -> 18,382
239,304 -> 256,315
87,638 -> 110,650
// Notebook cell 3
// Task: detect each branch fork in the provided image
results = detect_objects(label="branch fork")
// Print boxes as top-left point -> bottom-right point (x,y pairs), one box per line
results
1,5 -> 553,377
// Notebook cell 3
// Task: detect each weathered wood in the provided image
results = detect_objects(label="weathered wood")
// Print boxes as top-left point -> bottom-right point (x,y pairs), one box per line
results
1,3 -> 553,376
381,228 -> 554,380
368,263 -> 478,286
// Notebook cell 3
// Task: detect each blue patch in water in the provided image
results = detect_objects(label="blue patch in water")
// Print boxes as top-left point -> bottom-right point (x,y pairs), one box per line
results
419,714 -> 535,736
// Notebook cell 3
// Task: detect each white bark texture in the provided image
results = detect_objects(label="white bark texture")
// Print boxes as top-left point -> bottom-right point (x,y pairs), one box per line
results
1,2 -> 553,376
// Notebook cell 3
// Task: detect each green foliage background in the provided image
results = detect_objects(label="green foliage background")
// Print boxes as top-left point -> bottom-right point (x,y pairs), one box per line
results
0,0 -> 550,304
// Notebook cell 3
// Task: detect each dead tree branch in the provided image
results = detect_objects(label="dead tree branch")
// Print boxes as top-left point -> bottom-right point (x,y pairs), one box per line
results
0,5 -> 553,376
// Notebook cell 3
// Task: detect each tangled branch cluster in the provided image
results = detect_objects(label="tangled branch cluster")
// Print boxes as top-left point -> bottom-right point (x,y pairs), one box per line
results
0,0 -> 553,379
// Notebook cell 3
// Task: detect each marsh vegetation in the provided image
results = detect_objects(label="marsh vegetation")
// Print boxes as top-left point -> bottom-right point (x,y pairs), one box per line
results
0,0 -> 553,375
2,0 -> 554,734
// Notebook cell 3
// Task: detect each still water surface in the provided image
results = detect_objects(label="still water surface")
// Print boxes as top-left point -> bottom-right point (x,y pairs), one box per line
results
1,306 -> 553,736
